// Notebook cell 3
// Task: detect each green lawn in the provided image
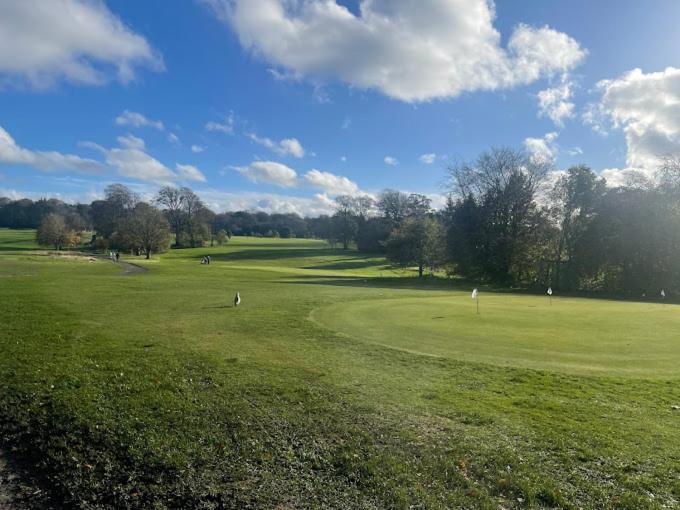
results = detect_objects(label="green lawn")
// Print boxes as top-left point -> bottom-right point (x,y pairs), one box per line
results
0,228 -> 678,508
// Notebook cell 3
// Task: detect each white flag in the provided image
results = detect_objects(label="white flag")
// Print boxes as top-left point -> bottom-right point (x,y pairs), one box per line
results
547,287 -> 553,296
661,289 -> 666,298
471,288 -> 478,300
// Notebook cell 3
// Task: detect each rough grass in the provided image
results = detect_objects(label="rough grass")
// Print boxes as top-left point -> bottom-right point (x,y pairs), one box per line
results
0,229 -> 679,509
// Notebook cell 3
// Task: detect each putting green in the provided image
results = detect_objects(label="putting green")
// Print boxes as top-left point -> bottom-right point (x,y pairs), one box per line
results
311,293 -> 680,378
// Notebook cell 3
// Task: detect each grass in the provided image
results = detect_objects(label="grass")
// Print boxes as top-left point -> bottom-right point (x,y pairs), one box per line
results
0,228 -> 679,508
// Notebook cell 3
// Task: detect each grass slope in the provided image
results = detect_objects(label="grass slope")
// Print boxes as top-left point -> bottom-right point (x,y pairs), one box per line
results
0,229 -> 678,509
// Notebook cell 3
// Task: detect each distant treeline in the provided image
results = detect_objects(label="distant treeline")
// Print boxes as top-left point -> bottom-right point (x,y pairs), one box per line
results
4,147 -> 680,293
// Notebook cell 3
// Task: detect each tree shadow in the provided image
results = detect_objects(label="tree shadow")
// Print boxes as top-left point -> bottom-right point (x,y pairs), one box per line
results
205,248 -> 356,262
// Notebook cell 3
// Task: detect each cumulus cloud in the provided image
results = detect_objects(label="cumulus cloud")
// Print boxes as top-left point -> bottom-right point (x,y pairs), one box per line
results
105,146 -> 176,185
587,67 -> 680,184
191,144 -> 205,153
524,132 -> 559,164
384,156 -> 398,166
115,110 -> 164,130
0,0 -> 162,89
205,0 -> 586,102
168,133 -> 180,145
233,160 -> 298,187
304,169 -> 358,195
78,135 -> 206,185
175,163 -> 206,182
537,79 -> 575,127
0,125 -> 102,173
419,153 -> 436,164
248,133 -> 305,158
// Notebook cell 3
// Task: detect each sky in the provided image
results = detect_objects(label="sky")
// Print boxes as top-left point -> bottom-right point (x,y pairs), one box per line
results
1,0 -> 679,216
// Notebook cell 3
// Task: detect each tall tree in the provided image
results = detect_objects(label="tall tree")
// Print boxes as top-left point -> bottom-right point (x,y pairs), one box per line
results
36,213 -> 70,250
445,147 -> 550,284
155,186 -> 185,247
124,203 -> 171,259
385,216 -> 446,277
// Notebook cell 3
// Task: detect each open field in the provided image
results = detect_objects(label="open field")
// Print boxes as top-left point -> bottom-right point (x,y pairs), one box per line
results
0,228 -> 679,508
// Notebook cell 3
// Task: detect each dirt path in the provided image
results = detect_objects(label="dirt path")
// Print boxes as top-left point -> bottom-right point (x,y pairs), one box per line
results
117,260 -> 148,275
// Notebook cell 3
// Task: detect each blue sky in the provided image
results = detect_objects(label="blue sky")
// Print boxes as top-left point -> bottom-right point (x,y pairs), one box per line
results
1,0 -> 679,215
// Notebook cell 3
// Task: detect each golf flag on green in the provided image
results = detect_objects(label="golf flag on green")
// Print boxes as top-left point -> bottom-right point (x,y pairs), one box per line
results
472,288 -> 479,314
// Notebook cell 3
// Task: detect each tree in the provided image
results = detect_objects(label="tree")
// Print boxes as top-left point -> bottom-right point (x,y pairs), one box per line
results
155,186 -> 185,247
91,184 -> 137,242
124,203 -> 171,259
385,216 -> 445,277
332,195 -> 361,249
548,165 -> 606,288
445,147 -> 550,284
216,229 -> 229,246
377,190 -> 431,223
180,187 -> 210,247
36,213 -> 70,250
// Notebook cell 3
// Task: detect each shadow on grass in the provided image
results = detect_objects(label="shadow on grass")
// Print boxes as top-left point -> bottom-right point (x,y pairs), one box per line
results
205,248 -> 355,262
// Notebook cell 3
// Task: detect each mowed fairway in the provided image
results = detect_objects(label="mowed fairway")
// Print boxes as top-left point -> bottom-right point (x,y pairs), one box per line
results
0,229 -> 679,509
313,295 -> 680,377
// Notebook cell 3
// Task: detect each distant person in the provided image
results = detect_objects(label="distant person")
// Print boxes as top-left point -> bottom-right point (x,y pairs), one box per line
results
207,255 -> 211,265
115,252 -> 120,262
234,292 -> 241,307
201,257 -> 206,265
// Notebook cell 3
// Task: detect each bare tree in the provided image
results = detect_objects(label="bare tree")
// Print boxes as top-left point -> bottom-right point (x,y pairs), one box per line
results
36,213 -> 70,250
125,203 -> 171,259
155,186 -> 185,246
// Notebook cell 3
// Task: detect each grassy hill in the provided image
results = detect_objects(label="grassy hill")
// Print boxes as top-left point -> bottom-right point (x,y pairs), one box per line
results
0,229 -> 678,508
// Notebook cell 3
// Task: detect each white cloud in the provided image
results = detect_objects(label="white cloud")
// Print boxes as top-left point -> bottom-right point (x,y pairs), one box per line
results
206,0 -> 586,102
384,156 -> 398,166
248,133 -> 305,158
105,147 -> 176,185
197,189 -> 335,216
168,133 -> 180,145
117,134 -> 146,150
191,144 -> 205,153
524,131 -> 559,164
340,156 -> 347,162
205,113 -> 235,134
0,0 -> 162,90
233,160 -> 298,187
589,67 -> 680,181
419,153 -> 436,164
104,137 -> 205,185
0,125 -> 102,173
304,169 -> 358,195
115,110 -> 164,130
537,79 -> 575,127
567,146 -> 583,156
175,163 -> 206,182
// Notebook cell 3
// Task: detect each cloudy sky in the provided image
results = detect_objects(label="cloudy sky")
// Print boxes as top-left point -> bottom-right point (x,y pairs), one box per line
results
1,0 -> 679,215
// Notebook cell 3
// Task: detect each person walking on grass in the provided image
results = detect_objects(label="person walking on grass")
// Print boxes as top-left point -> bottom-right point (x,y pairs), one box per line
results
115,251 -> 120,262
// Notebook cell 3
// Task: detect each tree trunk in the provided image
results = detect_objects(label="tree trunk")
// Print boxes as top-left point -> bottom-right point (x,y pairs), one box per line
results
418,263 -> 423,277
145,249 -> 151,260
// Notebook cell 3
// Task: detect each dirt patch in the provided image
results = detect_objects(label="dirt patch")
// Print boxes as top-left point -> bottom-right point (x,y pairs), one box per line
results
118,261 -> 148,275
0,447 -> 53,509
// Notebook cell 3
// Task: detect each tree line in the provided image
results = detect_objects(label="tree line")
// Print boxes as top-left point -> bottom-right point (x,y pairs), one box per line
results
3,147 -> 680,293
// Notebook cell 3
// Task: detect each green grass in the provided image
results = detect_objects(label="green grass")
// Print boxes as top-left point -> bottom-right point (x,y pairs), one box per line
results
0,228 -> 679,508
